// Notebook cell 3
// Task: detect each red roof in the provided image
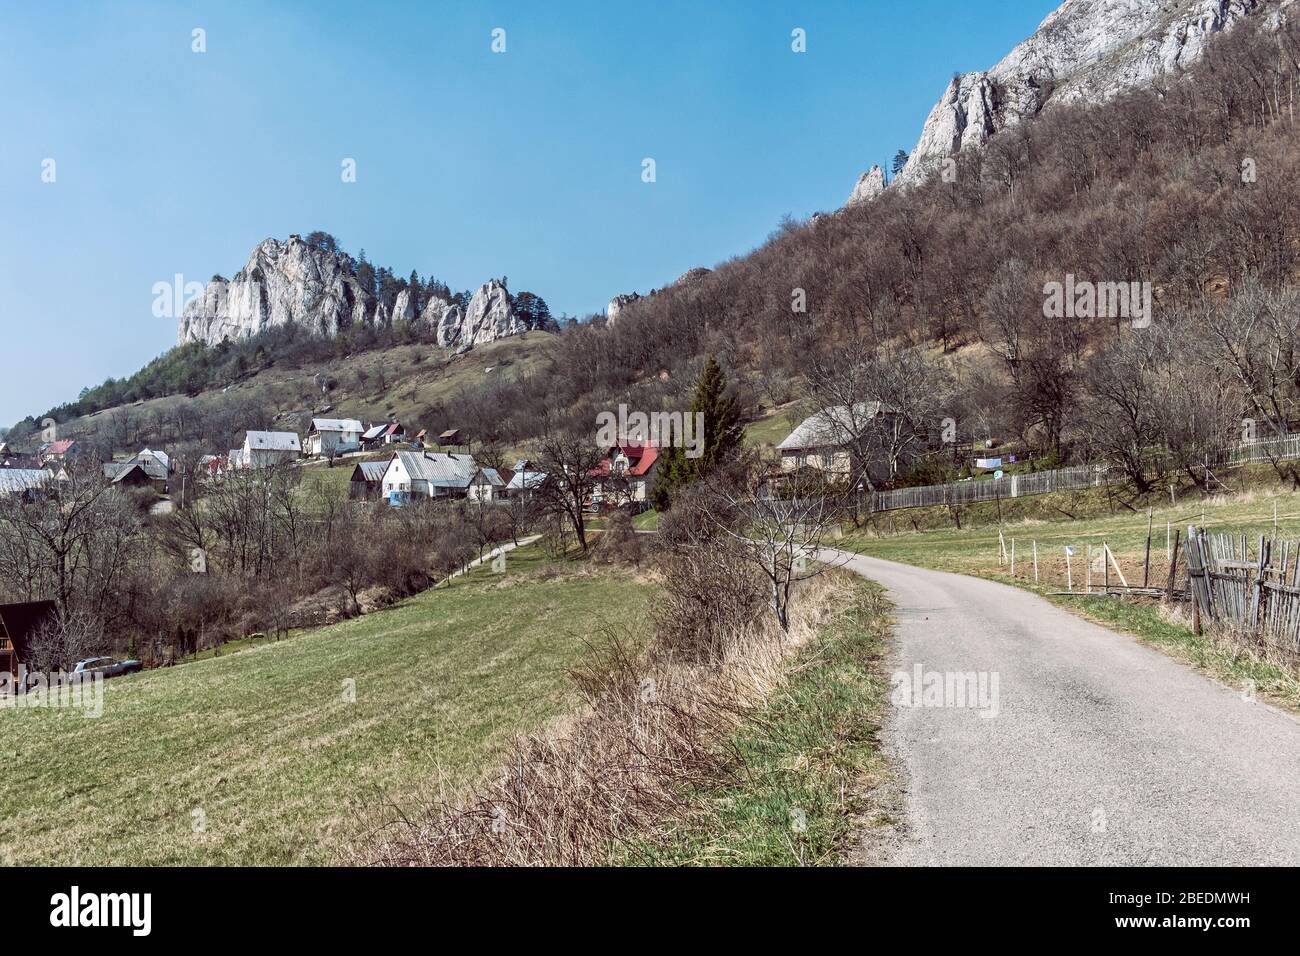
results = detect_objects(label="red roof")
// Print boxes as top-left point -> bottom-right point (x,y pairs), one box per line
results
42,439 -> 75,456
592,442 -> 660,477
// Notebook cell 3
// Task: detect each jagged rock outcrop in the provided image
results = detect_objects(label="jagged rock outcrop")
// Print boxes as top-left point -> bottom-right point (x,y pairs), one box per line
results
418,293 -> 452,329
606,293 -> 641,325
435,278 -> 554,352
178,235 -> 373,344
391,288 -> 417,326
849,0 -> 1291,199
847,165 -> 887,206
177,236 -> 552,354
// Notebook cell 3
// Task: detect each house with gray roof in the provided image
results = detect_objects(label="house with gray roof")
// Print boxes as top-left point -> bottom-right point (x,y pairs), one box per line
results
0,469 -> 50,499
776,402 -> 897,482
467,467 -> 507,502
349,459 -> 388,499
380,451 -> 478,504
305,418 -> 364,458
241,431 -> 302,469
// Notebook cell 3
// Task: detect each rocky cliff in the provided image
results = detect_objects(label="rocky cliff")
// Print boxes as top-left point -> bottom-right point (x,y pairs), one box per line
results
177,236 -> 553,352
852,0 -> 1290,197
846,165 -> 887,206
177,236 -> 372,345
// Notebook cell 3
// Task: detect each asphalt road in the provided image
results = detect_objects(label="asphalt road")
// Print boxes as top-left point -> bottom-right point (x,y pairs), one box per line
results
824,548 -> 1300,866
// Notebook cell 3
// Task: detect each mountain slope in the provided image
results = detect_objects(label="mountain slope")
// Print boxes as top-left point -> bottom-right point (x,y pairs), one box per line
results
867,0 -> 1291,194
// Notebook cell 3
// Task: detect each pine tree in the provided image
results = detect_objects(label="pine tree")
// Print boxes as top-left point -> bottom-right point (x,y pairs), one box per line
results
651,355 -> 744,510
407,269 -> 422,313
892,149 -> 910,175
356,250 -> 376,300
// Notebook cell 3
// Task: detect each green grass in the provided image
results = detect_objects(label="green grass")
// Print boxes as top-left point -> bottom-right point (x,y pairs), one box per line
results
743,404 -> 801,449
632,509 -> 659,531
0,546 -> 654,865
626,576 -> 892,866
841,478 -> 1300,710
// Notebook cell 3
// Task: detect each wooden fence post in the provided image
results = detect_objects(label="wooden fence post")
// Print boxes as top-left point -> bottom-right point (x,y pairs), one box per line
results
1165,529 -> 1180,600
1143,509 -> 1153,589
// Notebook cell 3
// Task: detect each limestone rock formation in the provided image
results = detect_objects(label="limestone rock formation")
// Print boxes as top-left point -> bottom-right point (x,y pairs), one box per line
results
849,0 -> 1292,199
177,235 -> 372,345
177,236 -> 552,355
606,293 -> 642,325
847,165 -> 887,206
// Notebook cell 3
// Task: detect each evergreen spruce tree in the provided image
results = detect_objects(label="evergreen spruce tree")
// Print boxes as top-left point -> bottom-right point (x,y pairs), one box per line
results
651,355 -> 744,510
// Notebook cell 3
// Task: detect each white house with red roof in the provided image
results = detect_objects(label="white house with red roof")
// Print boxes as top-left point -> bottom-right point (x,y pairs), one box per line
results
37,439 -> 78,467
590,440 -> 660,506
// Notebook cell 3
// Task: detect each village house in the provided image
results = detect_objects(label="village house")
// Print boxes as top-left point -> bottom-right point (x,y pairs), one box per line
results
241,431 -> 302,469
0,452 -> 40,470
590,440 -> 660,506
776,402 -> 900,483
361,422 -> 406,449
305,418 -> 364,458
0,469 -> 50,499
505,459 -> 545,499
467,467 -> 507,502
381,451 -> 478,503
101,448 -> 171,492
37,439 -> 78,467
197,454 -> 225,478
102,462 -> 156,491
348,459 -> 387,499
0,600 -> 56,678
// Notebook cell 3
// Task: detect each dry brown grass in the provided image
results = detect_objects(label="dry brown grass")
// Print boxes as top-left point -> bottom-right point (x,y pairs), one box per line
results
357,570 -> 847,867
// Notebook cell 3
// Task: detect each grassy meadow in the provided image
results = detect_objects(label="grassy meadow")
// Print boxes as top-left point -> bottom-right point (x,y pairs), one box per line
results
0,546 -> 654,865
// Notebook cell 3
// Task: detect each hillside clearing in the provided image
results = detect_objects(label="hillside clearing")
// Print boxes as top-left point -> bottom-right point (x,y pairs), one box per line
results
0,546 -> 653,865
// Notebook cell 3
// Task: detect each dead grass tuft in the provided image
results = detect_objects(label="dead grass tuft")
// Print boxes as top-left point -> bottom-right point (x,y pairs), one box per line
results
356,568 -> 846,866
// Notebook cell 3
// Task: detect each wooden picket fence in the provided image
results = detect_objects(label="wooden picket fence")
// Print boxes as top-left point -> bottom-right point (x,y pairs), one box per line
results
867,464 -> 1109,514
1184,527 -> 1300,667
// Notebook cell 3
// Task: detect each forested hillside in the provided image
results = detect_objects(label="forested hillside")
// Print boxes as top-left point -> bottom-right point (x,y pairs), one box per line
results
13,14 -> 1300,483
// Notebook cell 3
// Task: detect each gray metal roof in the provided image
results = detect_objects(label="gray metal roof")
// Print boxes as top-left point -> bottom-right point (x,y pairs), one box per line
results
395,451 -> 477,489
475,467 -> 506,487
310,418 -> 363,433
244,430 -> 302,452
0,469 -> 50,496
356,460 -> 387,481
134,448 -> 170,470
506,469 -> 546,490
777,403 -> 887,451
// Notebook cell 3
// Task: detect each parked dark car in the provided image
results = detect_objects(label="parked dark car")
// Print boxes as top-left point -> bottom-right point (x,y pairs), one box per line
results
71,657 -> 142,679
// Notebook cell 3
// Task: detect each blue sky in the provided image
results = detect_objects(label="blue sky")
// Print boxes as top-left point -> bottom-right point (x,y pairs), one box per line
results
0,0 -> 1058,426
